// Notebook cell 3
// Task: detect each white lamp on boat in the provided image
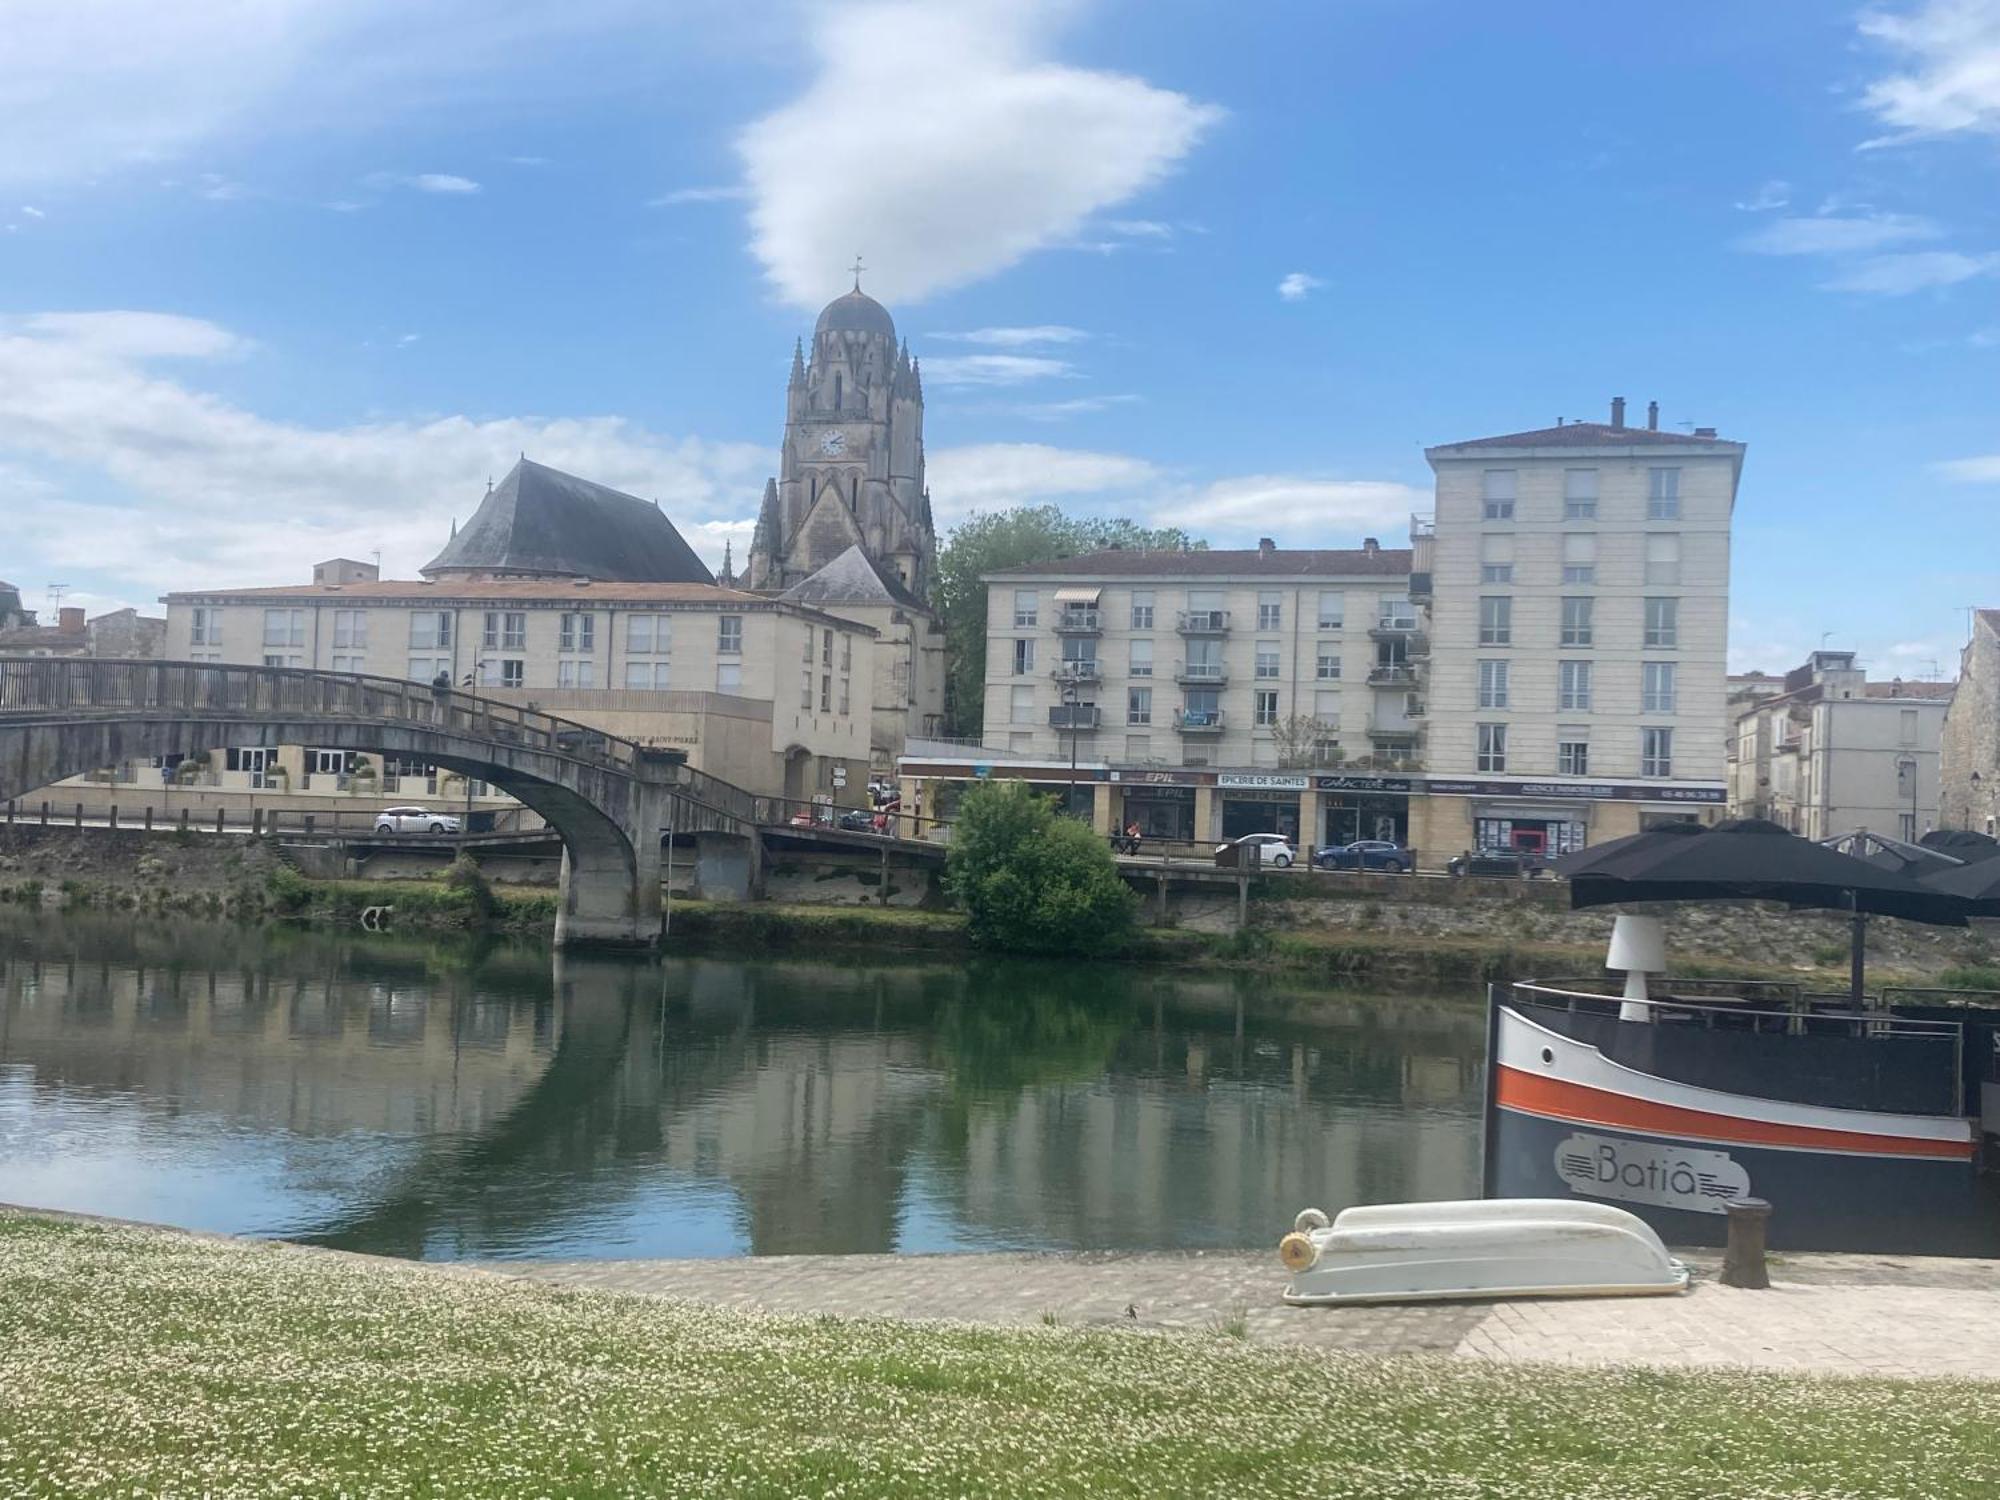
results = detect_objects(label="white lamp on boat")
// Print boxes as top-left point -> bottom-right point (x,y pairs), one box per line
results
1607,914 -> 1667,1023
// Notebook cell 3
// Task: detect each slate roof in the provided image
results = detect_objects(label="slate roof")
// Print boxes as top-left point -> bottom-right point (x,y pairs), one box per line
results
1429,421 -> 1740,452
815,288 -> 896,340
780,544 -> 928,612
985,546 -> 1412,580
421,459 -> 714,583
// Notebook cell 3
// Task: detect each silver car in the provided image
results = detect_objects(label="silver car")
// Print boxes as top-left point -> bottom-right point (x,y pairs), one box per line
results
373,805 -> 462,835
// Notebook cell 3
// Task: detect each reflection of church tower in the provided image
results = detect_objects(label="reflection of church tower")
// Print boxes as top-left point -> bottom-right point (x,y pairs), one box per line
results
744,274 -> 936,602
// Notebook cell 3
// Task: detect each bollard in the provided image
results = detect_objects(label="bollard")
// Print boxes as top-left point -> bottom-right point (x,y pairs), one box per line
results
1720,1197 -> 1772,1289
215,808 -> 225,835
74,802 -> 83,830
143,807 -> 153,833
108,805 -> 118,831
178,807 -> 189,831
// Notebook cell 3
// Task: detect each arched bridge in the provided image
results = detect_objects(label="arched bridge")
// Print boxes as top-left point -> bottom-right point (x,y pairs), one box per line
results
0,658 -> 759,948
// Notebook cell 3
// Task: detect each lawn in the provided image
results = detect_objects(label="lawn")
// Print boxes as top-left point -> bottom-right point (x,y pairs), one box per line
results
2,1211 -> 1997,1498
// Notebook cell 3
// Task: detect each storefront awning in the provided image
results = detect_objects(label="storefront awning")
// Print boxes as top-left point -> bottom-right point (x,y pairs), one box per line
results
1052,586 -> 1102,604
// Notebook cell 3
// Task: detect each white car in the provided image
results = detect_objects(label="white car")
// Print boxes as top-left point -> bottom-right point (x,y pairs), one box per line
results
374,806 -> 462,835
1216,833 -> 1297,868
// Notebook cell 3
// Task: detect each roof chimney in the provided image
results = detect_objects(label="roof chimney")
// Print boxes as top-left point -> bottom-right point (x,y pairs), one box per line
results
58,607 -> 84,635
1610,396 -> 1627,430
1362,536 -> 1380,556
1693,426 -> 1717,439
1257,537 -> 1275,555
1646,400 -> 1659,431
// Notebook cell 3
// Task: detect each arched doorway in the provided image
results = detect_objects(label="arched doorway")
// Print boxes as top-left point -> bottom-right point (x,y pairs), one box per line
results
782,745 -> 811,808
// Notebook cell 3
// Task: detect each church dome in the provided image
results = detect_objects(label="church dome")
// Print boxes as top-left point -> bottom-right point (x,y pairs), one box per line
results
815,287 -> 896,340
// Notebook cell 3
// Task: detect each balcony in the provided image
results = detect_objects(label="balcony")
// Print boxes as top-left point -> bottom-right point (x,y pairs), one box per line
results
1369,619 -> 1423,641
1367,665 -> 1420,687
1048,704 -> 1101,731
1052,609 -> 1102,635
1049,661 -> 1101,686
1174,660 -> 1229,685
1407,572 -> 1432,601
1405,699 -> 1427,717
1368,725 -> 1423,745
1176,609 -> 1230,635
1177,710 -> 1226,734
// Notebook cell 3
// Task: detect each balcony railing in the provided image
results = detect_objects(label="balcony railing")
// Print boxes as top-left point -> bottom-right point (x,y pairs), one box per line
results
1367,725 -> 1423,744
1409,512 -> 1436,539
1174,660 -> 1228,684
1052,609 -> 1102,635
1048,705 -> 1101,731
1404,699 -> 1427,718
1367,665 -> 1419,686
1049,661 -> 1101,685
1177,710 -> 1226,734
1176,610 -> 1230,635
1369,620 -> 1422,640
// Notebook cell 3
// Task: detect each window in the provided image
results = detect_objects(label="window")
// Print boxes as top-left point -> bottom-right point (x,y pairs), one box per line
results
1257,591 -> 1282,630
1477,659 -> 1510,709
1478,596 -> 1512,645
1557,731 -> 1590,776
802,630 -> 814,665
821,629 -> 834,667
716,662 -> 742,693
717,616 -> 743,654
1316,644 -> 1342,680
1378,594 -> 1416,629
1125,734 -> 1152,761
559,613 -> 595,653
1642,726 -> 1674,777
1480,532 -> 1514,585
1477,723 -> 1507,773
1644,534 -> 1680,585
1562,532 -> 1596,585
820,673 -> 831,712
1558,660 -> 1593,711
1564,469 -> 1598,520
1254,689 -> 1280,727
838,678 -> 850,715
1128,686 -> 1152,725
1560,596 -> 1594,647
800,669 -> 813,709
1317,591 -> 1345,629
628,615 -> 671,654
1642,662 -> 1677,714
557,659 -> 595,689
479,658 -> 524,689
625,661 -> 671,690
332,610 -> 366,649
1900,709 -> 1919,746
482,611 -> 525,651
262,609 -> 304,647
409,612 -> 451,650
263,654 -> 300,669
1128,638 -> 1153,677
1255,642 -> 1281,679
1010,684 -> 1035,724
190,607 -> 219,646
1643,597 -> 1678,648
331,654 -> 364,674
1127,591 -> 1154,630
1482,469 -> 1516,520
1648,468 -> 1682,520
407,655 -> 450,683
1013,590 -> 1038,628
1013,638 -> 1035,675
1314,688 -> 1342,719
1184,688 -> 1220,725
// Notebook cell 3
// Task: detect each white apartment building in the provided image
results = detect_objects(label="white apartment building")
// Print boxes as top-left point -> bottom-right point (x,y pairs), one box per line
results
1412,398 -> 1741,857
1730,652 -> 1950,841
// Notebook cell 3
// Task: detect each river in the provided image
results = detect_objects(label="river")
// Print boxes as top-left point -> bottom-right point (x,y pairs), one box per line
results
0,908 -> 1484,1260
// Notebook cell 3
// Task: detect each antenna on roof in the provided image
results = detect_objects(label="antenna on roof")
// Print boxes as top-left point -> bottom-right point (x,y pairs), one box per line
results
45,583 -> 68,614
486,476 -> 493,494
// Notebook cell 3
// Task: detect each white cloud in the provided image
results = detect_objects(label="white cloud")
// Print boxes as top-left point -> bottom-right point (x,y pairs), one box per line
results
1859,0 -> 2000,140
929,325 -> 1089,347
0,309 -> 770,591
1007,393 -> 1141,420
1149,475 -> 1424,540
1101,218 -> 1172,237
649,184 -> 750,206
1735,213 -> 1939,255
1937,452 -> 2000,480
20,205 -> 45,220
1277,271 -> 1324,302
1821,249 -> 2000,292
922,354 -> 1077,387
370,171 -> 481,194
926,442 -> 1160,523
738,0 -> 1221,306
1733,179 -> 1792,212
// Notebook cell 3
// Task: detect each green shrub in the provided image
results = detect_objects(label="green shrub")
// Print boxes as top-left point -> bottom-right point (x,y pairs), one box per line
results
264,866 -> 312,913
944,781 -> 1135,955
1812,943 -> 1849,967
442,853 -> 497,922
1935,965 -> 2000,993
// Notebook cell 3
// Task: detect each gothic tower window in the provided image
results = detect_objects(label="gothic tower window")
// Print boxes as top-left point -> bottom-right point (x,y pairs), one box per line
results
832,372 -> 842,409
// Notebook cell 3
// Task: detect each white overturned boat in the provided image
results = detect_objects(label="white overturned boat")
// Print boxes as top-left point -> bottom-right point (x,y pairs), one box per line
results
1278,1198 -> 1689,1306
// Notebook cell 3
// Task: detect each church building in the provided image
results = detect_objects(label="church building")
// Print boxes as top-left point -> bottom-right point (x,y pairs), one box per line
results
742,277 -> 947,764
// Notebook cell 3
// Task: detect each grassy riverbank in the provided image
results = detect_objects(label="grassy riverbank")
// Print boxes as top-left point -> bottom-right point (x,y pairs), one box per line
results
2,1212 -> 1997,1499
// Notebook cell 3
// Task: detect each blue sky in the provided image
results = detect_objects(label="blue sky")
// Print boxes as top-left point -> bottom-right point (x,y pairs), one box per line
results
3,0 -> 1998,676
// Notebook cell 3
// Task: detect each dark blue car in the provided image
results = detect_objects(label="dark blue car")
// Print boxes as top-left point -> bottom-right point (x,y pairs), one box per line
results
1313,839 -> 1413,874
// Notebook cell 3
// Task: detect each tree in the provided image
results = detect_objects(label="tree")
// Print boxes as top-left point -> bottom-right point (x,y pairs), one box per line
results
935,507 -> 1203,737
1267,714 -> 1342,770
945,780 -> 1137,955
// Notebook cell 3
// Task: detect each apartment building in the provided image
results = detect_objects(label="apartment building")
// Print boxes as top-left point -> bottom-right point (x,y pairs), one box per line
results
1410,399 -> 1741,857
1729,652 -> 1949,840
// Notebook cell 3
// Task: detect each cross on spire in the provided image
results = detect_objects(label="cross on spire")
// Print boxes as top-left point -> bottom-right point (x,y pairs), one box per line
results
849,254 -> 865,291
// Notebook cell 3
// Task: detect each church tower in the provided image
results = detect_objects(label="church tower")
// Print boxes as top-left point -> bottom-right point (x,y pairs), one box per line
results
744,273 -> 936,601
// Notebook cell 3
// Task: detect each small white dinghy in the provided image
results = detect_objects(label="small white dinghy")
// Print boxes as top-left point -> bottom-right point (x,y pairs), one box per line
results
1278,1198 -> 1689,1306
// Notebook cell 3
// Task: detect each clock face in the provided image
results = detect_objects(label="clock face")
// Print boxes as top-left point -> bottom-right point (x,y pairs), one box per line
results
818,430 -> 847,457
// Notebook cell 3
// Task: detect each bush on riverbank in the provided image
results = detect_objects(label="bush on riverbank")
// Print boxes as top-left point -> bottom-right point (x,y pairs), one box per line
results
945,781 -> 1136,955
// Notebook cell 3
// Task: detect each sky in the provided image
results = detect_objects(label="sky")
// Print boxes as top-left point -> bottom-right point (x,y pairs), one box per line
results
2,0 -> 1999,677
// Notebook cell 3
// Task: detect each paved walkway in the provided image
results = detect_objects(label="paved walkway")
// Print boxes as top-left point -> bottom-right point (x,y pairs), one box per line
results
481,1246 -> 2000,1380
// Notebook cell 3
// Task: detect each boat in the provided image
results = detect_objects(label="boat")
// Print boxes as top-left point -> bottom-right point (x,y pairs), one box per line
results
1278,1198 -> 1688,1305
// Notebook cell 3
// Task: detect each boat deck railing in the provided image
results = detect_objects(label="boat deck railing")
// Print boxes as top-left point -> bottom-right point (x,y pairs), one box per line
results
1513,979 -> 1966,1045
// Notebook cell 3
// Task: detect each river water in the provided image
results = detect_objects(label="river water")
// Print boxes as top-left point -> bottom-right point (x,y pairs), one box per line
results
0,909 -> 1484,1261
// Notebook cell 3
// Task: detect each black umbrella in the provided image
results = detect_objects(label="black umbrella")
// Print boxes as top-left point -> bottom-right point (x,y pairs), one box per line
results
1921,856 -> 2000,902
1556,818 -> 1987,1003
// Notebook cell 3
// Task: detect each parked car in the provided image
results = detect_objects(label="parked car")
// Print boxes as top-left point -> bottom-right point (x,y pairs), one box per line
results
373,806 -> 463,835
836,808 -> 878,833
1214,833 -> 1297,868
1313,839 -> 1413,874
1447,847 -> 1547,879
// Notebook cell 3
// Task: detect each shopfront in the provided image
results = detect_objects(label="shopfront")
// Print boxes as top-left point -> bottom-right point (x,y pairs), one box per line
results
1112,773 -> 1199,841
1471,806 -> 1589,857
1218,773 -> 1308,841
1424,777 -> 1726,857
1315,774 -> 1415,847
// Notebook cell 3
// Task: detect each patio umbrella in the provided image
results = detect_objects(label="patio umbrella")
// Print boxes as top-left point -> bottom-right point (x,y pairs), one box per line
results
1920,855 -> 2000,902
1556,818 -> 1986,1003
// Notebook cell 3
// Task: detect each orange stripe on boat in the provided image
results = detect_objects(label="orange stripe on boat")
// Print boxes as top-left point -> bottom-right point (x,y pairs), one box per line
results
1496,1066 -> 1974,1160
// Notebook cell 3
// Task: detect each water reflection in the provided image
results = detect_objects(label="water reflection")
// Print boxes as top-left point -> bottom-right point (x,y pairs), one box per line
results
0,910 -> 1485,1260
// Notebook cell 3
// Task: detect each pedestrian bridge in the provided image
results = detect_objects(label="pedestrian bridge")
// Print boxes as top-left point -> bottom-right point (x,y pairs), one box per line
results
0,658 -> 759,948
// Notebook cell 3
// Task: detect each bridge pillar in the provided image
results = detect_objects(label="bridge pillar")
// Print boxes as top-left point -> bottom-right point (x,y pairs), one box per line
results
552,777 -> 669,951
